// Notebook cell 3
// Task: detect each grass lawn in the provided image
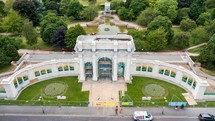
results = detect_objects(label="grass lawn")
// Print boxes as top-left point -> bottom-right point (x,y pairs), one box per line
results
188,45 -> 206,54
123,76 -> 186,107
0,65 -> 14,73
200,68 -> 215,76
1,76 -> 90,106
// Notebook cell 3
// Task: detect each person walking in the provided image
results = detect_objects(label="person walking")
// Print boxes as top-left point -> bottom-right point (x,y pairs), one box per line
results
162,107 -> 165,115
115,106 -> 118,115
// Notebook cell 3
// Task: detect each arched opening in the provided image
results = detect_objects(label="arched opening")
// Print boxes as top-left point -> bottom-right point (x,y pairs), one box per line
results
118,62 -> 125,80
98,57 -> 112,80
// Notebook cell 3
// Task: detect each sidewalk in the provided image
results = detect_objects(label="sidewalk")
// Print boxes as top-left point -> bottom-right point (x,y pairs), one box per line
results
0,106 -> 215,117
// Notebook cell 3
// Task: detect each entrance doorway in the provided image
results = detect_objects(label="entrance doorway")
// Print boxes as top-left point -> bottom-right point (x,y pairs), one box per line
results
118,62 -> 125,80
98,57 -> 112,80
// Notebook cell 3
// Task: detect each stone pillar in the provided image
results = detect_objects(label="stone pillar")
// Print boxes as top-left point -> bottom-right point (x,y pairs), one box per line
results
28,68 -> 35,80
92,53 -> 98,81
125,53 -> 131,82
51,63 -> 58,77
112,53 -> 117,81
152,64 -> 159,77
79,53 -> 85,82
175,70 -> 183,83
2,79 -> 18,99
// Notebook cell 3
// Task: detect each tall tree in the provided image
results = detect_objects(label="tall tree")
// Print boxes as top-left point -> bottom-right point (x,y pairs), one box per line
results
129,0 -> 149,17
148,0 -> 159,7
177,0 -> 193,8
118,7 -> 134,21
189,0 -> 205,20
136,7 -> 160,26
1,10 -> 23,33
198,34 -> 215,70
13,0 -> 39,26
190,26 -> 209,45
40,13 -> 67,44
154,0 -> 178,21
205,0 -> 215,9
174,8 -> 190,24
0,1 -> 5,17
51,26 -> 66,48
0,35 -> 21,66
65,24 -> 86,49
45,1 -> 60,13
65,0 -> 83,19
110,0 -> 123,11
173,32 -> 190,49
22,20 -> 38,46
180,18 -> 197,31
80,6 -> 98,21
205,20 -> 215,36
128,29 -> 145,51
196,12 -> 212,25
147,16 -> 174,42
145,27 -> 167,51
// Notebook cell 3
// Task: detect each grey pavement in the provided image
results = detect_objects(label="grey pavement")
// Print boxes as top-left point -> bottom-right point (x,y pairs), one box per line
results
0,106 -> 215,117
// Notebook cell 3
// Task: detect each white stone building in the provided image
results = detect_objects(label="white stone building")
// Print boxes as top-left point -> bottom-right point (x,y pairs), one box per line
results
0,35 -> 213,101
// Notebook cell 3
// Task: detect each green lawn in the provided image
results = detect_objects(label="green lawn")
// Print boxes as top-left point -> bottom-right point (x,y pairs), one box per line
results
0,65 -> 14,73
188,45 -> 206,54
200,68 -> 215,76
0,76 -> 90,106
124,76 -> 186,106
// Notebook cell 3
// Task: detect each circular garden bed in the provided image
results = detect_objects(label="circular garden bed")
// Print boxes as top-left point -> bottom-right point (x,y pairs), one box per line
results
44,83 -> 67,97
143,83 -> 167,98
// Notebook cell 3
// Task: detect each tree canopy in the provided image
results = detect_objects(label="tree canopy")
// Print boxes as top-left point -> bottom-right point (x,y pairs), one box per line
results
0,35 -> 21,67
180,18 -> 197,31
198,34 -> 215,70
147,16 -> 174,42
65,24 -> 86,49
22,20 -> 38,46
136,7 -> 160,26
13,0 -> 39,26
154,0 -> 178,21
80,6 -> 98,21
145,27 -> 167,51
40,13 -> 67,44
1,10 -> 23,33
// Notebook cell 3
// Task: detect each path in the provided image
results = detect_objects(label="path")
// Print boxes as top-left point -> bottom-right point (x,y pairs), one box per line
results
82,80 -> 127,107
186,43 -> 207,56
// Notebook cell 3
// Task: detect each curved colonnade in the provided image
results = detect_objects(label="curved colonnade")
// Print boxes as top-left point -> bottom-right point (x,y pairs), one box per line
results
0,58 -> 213,100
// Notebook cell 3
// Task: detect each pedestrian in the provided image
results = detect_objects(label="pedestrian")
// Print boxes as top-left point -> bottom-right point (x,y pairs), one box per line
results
119,107 -> 123,114
41,106 -> 45,114
115,106 -> 118,115
162,107 -> 165,115
181,104 -> 184,109
175,106 -> 178,110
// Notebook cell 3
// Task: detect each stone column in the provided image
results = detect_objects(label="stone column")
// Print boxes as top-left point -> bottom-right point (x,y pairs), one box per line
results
51,62 -> 58,76
79,53 -> 85,82
112,53 -> 117,81
92,53 -> 98,81
2,79 -> 18,99
125,53 -> 131,82
152,64 -> 159,77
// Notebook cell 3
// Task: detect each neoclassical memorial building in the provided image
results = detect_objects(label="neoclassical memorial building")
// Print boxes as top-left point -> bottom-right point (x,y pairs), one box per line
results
0,35 -> 214,101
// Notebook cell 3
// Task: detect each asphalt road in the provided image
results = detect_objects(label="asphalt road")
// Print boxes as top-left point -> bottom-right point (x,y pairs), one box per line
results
0,115 -> 199,121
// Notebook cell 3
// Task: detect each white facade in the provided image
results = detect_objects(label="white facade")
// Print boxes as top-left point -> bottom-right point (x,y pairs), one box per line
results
0,35 -> 213,101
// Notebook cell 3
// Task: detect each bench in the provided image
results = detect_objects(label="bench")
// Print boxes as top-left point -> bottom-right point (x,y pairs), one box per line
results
57,96 -> 66,100
142,97 -> 151,101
